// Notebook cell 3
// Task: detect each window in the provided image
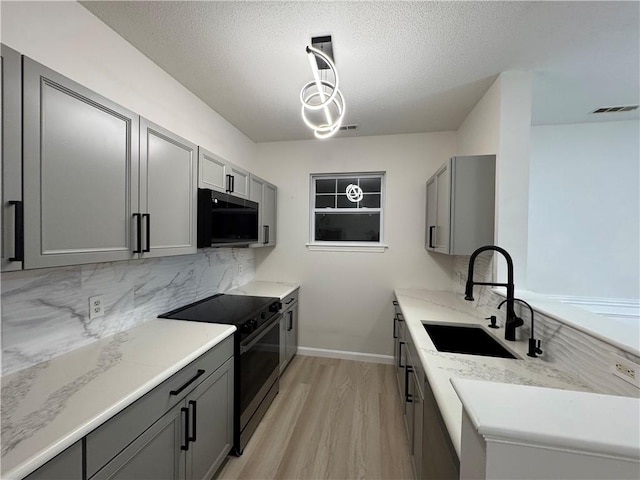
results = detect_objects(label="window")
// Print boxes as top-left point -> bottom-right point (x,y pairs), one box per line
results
309,172 -> 385,250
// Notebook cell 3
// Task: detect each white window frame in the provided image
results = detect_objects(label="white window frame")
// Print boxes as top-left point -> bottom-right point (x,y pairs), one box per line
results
307,172 -> 387,252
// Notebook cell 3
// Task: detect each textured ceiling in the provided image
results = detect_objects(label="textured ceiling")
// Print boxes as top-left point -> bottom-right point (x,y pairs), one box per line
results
81,1 -> 639,143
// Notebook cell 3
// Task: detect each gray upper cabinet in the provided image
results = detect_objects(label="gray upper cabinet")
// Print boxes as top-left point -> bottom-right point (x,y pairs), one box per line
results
198,147 -> 250,199
140,119 -> 197,258
1,45 -> 23,272
22,56 -> 140,269
249,174 -> 277,247
425,155 -> 496,255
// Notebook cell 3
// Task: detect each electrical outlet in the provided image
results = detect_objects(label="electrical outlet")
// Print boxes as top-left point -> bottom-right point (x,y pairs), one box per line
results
89,295 -> 105,320
611,353 -> 640,388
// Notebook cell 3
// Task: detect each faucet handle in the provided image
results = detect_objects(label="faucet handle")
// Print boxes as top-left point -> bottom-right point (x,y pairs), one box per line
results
528,338 -> 543,358
485,316 -> 498,329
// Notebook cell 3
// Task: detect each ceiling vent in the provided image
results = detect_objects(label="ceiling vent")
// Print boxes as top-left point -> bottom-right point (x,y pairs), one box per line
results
590,105 -> 638,114
339,124 -> 358,131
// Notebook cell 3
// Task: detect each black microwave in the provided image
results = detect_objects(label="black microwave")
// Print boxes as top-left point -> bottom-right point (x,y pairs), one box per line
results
197,188 -> 259,247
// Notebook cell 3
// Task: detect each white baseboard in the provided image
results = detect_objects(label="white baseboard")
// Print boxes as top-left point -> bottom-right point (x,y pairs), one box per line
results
296,347 -> 394,365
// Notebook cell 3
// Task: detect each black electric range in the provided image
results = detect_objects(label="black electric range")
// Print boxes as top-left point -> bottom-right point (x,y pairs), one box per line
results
159,293 -> 282,455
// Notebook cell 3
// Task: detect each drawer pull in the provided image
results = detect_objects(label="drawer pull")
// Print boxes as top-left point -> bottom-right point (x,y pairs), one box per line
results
8,201 -> 23,262
285,298 -> 294,305
170,369 -> 205,396
181,407 -> 190,451
188,400 -> 197,443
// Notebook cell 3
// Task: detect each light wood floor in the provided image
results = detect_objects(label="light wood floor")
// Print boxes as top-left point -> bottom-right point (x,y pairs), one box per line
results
218,355 -> 413,480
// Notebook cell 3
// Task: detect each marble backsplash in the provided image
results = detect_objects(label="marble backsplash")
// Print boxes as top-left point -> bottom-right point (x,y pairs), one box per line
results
0,248 -> 254,375
452,254 -> 640,397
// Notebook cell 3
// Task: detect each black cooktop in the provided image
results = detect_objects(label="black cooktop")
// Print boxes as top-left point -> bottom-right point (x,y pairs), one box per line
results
159,293 -> 279,326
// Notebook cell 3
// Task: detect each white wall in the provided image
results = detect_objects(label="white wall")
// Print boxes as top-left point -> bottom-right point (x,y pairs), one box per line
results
0,1 -> 256,169
528,120 -> 640,299
253,133 -> 456,357
456,72 -> 532,287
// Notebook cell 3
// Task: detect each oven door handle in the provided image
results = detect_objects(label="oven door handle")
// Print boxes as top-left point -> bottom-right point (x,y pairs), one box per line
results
239,314 -> 282,354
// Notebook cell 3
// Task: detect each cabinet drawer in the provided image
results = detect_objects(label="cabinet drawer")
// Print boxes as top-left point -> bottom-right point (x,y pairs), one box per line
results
281,289 -> 298,309
86,336 -> 233,478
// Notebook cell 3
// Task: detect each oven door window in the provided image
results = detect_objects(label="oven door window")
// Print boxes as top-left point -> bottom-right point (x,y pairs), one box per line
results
239,318 -> 280,420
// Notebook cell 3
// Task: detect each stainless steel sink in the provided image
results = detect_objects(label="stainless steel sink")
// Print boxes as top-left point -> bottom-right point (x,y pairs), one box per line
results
423,323 -> 518,359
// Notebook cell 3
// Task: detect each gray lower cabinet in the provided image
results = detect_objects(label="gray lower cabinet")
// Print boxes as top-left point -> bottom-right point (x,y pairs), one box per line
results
22,56 -> 140,269
394,298 -> 459,480
404,337 -> 425,479
23,441 -> 82,480
279,289 -> 298,373
140,119 -> 198,258
88,337 -> 234,480
392,299 -> 406,404
422,376 -> 459,479
249,175 -> 277,247
1,44 -> 23,272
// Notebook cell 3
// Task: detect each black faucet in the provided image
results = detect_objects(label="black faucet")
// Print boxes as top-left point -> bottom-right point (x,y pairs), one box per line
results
499,298 -> 543,357
464,245 -> 523,341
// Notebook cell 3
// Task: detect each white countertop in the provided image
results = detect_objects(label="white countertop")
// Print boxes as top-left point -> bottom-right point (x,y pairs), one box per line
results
1,319 -> 236,480
393,289 -> 593,458
226,280 -> 299,300
451,378 -> 640,460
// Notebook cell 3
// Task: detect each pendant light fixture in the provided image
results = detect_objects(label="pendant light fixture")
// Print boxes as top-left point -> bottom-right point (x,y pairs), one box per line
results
300,36 -> 345,139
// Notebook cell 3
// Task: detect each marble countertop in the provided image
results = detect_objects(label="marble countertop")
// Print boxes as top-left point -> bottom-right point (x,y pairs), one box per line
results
1,319 -> 236,480
393,289 -> 593,458
226,280 -> 299,300
452,378 -> 640,460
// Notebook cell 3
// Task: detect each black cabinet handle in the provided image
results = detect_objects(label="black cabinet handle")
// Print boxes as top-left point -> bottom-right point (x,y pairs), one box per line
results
188,400 -> 197,443
8,200 -> 23,262
143,213 -> 150,252
264,225 -> 269,244
226,174 -> 235,193
397,313 -> 404,322
405,365 -> 414,403
392,300 -> 398,306
285,298 -> 294,305
287,310 -> 293,331
133,213 -> 142,253
429,226 -> 435,248
393,316 -> 398,339
398,341 -> 405,368
181,407 -> 190,451
170,369 -> 205,396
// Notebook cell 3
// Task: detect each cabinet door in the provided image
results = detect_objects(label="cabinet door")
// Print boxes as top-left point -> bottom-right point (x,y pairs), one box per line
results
285,303 -> 298,364
422,376 -> 459,480
249,175 -> 265,244
279,311 -> 287,373
22,57 -> 140,269
198,147 -> 228,193
186,357 -> 234,480
140,119 -> 197,258
263,182 -> 277,246
92,403 -> 186,480
434,161 -> 451,254
425,177 -> 437,252
228,164 -> 250,199
1,44 -> 23,272
24,441 -> 82,480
